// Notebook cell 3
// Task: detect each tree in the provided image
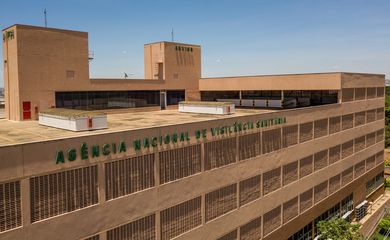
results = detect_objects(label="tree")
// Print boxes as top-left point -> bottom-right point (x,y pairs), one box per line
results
317,218 -> 362,240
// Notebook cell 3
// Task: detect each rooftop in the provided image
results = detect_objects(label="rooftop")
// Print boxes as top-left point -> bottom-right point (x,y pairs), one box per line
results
0,108 -> 274,147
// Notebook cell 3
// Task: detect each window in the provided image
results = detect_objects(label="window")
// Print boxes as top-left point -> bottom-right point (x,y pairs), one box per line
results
299,155 -> 313,178
342,89 -> 354,102
204,137 -> 236,170
314,119 -> 328,138
314,150 -> 328,171
105,154 -> 155,200
205,184 -> 237,222
239,132 -> 261,160
299,122 -> 313,143
30,166 -> 98,222
342,114 -> 354,130
239,175 -> 261,206
107,214 -> 155,240
240,216 -> 262,240
314,181 -> 328,203
283,161 -> 298,186
282,125 -> 298,148
262,128 -> 282,153
217,230 -> 238,240
0,181 -> 21,232
159,145 -> 201,184
300,189 -> 313,213
167,90 -> 185,105
263,168 -> 281,195
283,197 -> 298,223
263,206 -> 281,236
160,197 -> 202,240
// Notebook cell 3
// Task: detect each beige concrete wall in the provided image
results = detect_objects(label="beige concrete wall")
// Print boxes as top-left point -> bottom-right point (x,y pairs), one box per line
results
199,72 -> 342,91
2,25 -> 90,120
0,96 -> 384,240
341,73 -> 385,88
2,25 -> 20,121
144,42 -> 201,91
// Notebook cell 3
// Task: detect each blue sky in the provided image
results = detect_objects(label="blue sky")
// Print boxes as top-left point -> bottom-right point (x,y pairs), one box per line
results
1,0 -> 390,86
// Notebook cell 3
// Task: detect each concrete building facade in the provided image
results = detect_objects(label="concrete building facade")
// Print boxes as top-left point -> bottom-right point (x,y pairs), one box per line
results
0,24 -> 386,240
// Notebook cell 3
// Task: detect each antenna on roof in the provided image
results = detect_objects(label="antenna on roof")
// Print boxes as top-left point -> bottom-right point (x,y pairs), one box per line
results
171,28 -> 174,42
44,8 -> 48,27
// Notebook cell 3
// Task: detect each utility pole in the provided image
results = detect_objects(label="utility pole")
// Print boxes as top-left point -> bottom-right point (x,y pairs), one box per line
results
171,28 -> 174,42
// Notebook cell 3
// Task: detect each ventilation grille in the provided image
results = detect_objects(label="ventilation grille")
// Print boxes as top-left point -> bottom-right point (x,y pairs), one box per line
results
84,235 -> 100,240
262,128 -> 282,154
106,214 -> 155,240
366,155 -> 376,170
299,155 -> 313,178
329,116 -> 341,134
366,109 -> 376,123
354,88 -> 366,100
299,122 -> 313,143
282,125 -> 298,148
0,181 -> 21,232
314,181 -> 328,204
342,114 -> 354,130
354,111 -> 366,126
342,89 -> 354,102
204,137 -> 236,170
377,108 -> 384,120
30,166 -> 98,222
354,160 -> 366,178
240,216 -> 262,240
341,167 -> 353,186
159,145 -> 201,184
314,150 -> 328,172
239,132 -> 261,161
105,154 -> 155,200
239,175 -> 261,206
283,197 -> 298,223
377,87 -> 385,97
376,129 -> 384,143
300,189 -> 313,213
341,140 -> 354,159
376,151 -> 384,165
329,174 -> 341,193
314,119 -> 328,138
367,87 -> 376,99
263,167 -> 281,195
217,229 -> 238,240
263,206 -> 281,236
366,132 -> 376,147
161,197 -> 201,240
205,184 -> 237,222
283,161 -> 298,186
354,136 -> 366,153
329,145 -> 341,165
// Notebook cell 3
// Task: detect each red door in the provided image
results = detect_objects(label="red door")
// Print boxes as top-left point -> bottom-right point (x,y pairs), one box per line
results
23,101 -> 31,120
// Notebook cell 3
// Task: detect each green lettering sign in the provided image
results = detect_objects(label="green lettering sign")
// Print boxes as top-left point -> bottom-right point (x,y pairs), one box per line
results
103,144 -> 110,155
119,141 -> 127,153
56,151 -> 65,164
92,145 -> 100,158
68,149 -> 77,161
81,143 -> 88,160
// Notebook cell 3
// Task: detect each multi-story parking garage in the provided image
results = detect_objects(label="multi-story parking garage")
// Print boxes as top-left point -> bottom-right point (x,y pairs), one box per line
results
0,24 -> 385,240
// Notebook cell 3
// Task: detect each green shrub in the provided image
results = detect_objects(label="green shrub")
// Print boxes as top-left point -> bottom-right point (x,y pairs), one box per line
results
385,179 -> 390,188
379,218 -> 390,234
